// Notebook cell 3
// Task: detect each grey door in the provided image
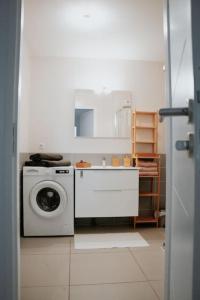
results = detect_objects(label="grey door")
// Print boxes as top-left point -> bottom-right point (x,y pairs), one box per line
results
163,0 -> 200,299
0,0 -> 21,299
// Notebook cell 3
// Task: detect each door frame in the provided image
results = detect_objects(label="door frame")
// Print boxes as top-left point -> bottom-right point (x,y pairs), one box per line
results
1,0 -> 200,299
0,0 -> 21,299
164,0 -> 200,299
163,1 -> 173,299
191,1 -> 200,298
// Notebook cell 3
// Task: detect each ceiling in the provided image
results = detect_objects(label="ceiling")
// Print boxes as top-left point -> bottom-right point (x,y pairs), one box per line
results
24,0 -> 164,61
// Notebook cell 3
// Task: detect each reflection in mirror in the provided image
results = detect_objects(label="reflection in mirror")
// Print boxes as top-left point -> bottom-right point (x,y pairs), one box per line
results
74,89 -> 132,138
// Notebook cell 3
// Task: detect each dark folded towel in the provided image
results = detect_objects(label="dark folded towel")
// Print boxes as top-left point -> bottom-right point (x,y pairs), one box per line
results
25,160 -> 71,167
30,153 -> 63,162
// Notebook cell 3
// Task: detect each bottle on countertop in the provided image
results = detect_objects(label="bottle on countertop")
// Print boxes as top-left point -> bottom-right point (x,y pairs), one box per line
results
102,157 -> 106,167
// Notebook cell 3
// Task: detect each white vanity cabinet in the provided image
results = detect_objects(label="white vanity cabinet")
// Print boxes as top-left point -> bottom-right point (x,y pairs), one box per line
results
75,167 -> 139,218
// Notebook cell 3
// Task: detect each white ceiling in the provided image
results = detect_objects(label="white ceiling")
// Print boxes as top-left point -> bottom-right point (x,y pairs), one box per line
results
24,0 -> 164,61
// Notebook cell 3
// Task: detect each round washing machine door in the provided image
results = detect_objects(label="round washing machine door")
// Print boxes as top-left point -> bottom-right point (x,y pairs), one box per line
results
30,181 -> 67,218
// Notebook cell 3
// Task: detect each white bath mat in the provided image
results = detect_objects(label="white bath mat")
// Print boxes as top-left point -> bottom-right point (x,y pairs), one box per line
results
74,232 -> 149,249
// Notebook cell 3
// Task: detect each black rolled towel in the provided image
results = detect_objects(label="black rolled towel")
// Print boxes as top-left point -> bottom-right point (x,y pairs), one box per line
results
25,160 -> 50,167
30,153 -> 63,162
24,160 -> 71,167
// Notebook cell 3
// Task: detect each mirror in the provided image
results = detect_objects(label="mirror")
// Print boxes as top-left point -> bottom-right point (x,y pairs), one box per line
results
74,89 -> 132,138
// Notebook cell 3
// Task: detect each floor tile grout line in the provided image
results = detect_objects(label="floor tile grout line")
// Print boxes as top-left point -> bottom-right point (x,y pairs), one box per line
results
71,249 -> 129,255
128,248 -> 149,281
21,284 -> 69,288
21,252 -> 71,256
148,281 -> 162,300
70,279 -> 149,287
68,239 -> 72,300
128,249 -> 161,300
21,280 -> 161,289
21,280 -> 149,289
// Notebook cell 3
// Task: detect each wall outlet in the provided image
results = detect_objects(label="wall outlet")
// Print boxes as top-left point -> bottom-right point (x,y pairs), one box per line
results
39,143 -> 45,151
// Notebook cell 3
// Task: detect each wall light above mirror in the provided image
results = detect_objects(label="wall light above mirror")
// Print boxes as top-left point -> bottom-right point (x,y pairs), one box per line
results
74,89 -> 132,138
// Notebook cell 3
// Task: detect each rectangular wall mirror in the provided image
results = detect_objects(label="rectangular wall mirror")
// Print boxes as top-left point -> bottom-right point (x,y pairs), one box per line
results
74,89 -> 133,138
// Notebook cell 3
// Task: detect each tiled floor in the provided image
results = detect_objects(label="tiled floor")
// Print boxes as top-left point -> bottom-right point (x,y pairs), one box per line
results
21,226 -> 165,300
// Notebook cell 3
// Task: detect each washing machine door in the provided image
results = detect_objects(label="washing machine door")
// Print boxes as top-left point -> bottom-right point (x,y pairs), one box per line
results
30,180 -> 67,218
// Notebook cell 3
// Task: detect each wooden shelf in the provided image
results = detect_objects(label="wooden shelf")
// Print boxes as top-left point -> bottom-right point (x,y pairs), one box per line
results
139,175 -> 159,178
139,193 -> 160,197
132,126 -> 156,129
134,153 -> 160,158
131,111 -> 160,228
135,141 -> 156,144
132,111 -> 156,115
134,216 -> 159,224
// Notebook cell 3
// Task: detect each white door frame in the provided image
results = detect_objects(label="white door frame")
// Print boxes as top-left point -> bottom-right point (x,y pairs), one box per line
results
164,0 -> 200,299
0,0 -> 21,299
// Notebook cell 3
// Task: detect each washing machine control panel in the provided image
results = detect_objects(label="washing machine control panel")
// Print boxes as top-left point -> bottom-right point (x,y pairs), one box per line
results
56,169 -> 70,174
23,166 -> 74,176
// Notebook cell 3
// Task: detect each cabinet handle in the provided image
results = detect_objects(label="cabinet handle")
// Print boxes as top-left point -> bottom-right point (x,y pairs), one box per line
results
93,189 -> 122,192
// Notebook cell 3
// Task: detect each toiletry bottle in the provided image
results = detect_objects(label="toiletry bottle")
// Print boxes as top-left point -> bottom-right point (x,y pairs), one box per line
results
102,157 -> 106,167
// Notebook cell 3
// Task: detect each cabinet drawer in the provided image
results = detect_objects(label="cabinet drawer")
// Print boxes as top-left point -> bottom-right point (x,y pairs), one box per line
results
75,170 -> 139,190
75,189 -> 138,218
75,169 -> 139,218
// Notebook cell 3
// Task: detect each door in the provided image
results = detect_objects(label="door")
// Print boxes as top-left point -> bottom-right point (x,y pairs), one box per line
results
0,0 -> 21,299
162,0 -> 200,299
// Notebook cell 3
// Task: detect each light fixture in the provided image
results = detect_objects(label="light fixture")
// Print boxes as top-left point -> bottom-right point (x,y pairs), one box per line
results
83,14 -> 91,18
66,3 -> 113,32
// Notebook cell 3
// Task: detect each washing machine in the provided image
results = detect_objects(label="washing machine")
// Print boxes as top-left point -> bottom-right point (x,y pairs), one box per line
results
23,166 -> 74,236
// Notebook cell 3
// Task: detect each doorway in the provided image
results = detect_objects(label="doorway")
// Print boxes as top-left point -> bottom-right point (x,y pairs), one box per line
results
20,0 -> 166,300
19,1 -> 166,299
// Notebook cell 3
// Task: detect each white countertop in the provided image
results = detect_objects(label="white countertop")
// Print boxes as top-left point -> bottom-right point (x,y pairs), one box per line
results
75,165 -> 140,170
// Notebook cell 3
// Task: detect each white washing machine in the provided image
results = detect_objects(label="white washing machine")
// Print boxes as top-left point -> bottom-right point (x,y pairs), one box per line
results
23,166 -> 74,236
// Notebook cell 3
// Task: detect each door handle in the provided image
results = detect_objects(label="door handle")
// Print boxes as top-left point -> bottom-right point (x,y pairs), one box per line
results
175,133 -> 194,156
159,99 -> 194,123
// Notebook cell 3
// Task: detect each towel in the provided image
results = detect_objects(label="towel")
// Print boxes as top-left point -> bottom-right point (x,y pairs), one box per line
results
139,167 -> 158,172
139,171 -> 159,176
30,153 -> 63,162
25,160 -> 71,167
137,161 -> 158,167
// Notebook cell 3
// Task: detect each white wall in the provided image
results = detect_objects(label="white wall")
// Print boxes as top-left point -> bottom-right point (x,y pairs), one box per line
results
25,57 -> 165,154
18,39 -> 31,153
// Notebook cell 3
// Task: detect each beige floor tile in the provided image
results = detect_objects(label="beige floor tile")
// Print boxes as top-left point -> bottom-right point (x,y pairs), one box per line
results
70,252 -> 146,285
136,228 -> 165,241
70,282 -> 158,300
130,239 -> 165,252
131,249 -> 164,280
21,254 -> 70,287
21,286 -> 69,300
21,237 -> 71,255
150,281 -> 164,300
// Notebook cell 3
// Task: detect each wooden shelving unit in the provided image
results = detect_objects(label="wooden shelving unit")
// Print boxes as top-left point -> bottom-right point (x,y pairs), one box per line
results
131,111 -> 161,228
132,111 -> 158,155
